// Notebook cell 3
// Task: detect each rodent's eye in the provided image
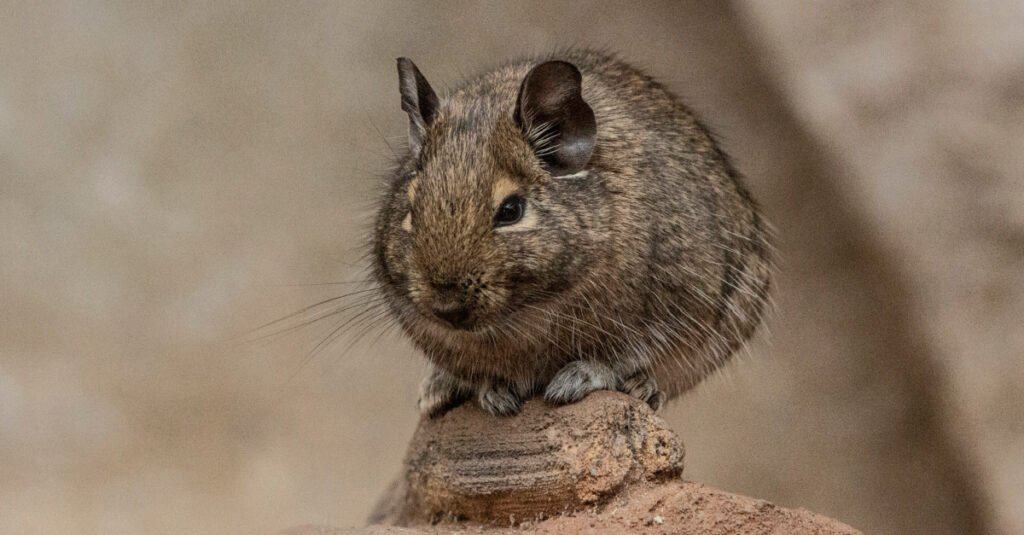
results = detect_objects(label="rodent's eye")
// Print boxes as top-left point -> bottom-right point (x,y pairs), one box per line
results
494,195 -> 526,227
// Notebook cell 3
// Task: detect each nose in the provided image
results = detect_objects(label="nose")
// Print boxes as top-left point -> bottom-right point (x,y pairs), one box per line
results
432,303 -> 471,328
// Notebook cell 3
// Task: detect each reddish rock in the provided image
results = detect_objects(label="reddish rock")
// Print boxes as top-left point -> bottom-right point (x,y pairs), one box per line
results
354,392 -> 860,534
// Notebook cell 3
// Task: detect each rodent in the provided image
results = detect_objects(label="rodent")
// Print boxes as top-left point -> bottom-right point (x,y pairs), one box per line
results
371,49 -> 771,416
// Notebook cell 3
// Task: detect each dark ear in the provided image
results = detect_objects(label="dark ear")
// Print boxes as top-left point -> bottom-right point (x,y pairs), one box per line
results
514,61 -> 596,175
397,57 -> 439,159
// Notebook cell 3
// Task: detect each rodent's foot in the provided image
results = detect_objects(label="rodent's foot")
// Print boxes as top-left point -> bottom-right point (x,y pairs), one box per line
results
418,367 -> 470,418
477,379 -> 523,416
621,372 -> 665,411
544,360 -> 617,405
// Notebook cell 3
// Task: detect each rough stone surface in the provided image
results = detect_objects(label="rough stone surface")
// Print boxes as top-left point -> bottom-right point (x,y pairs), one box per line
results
372,392 -> 684,525
343,392 -> 860,534
289,480 -> 861,534
515,481 -> 862,534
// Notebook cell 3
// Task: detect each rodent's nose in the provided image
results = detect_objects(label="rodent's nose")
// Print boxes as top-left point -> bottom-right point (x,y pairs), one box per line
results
432,304 -> 471,328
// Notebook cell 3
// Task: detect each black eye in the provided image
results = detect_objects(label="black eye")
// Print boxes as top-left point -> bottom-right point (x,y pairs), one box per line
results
494,194 -> 526,227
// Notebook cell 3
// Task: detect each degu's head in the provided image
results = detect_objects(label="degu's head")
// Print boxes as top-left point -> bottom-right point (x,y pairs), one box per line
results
373,58 -> 610,336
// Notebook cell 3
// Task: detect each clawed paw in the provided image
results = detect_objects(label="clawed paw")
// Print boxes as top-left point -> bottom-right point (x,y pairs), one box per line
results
621,372 -> 665,411
477,380 -> 523,416
544,360 -> 617,405
418,368 -> 469,417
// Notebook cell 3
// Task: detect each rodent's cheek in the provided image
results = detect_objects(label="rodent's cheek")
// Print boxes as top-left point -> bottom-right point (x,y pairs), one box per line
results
474,283 -> 511,318
494,235 -> 556,291
382,232 -> 416,295
403,269 -> 432,310
519,230 -> 564,270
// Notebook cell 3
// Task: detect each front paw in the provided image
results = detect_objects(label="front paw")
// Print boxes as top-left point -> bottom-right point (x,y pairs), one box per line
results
621,372 -> 665,411
544,360 -> 616,405
418,368 -> 469,417
477,379 -> 523,416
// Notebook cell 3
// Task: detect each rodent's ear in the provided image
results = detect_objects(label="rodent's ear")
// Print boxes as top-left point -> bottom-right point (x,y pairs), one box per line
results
397,58 -> 439,160
514,61 -> 596,176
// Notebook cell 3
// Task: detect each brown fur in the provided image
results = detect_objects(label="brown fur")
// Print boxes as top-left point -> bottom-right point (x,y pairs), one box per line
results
373,50 -> 771,416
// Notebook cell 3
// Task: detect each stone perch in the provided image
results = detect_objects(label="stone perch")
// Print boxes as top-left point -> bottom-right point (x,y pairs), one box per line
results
371,391 -> 685,525
285,392 -> 861,533
366,392 -> 860,533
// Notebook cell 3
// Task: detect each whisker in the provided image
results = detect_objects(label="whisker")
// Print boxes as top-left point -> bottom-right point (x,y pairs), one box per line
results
268,280 -> 376,288
244,287 -> 376,334
241,294 -> 386,345
284,300 -> 387,384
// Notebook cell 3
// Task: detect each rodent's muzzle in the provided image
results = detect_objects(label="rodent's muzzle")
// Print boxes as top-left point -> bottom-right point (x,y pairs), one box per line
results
431,302 -> 472,329
427,280 -> 476,330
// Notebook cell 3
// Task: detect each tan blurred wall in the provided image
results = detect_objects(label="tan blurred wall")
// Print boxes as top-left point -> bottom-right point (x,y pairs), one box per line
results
740,2 -> 1024,532
1,1 -> 1016,533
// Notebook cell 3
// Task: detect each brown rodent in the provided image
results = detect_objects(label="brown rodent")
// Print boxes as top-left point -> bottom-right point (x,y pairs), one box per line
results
372,50 -> 771,416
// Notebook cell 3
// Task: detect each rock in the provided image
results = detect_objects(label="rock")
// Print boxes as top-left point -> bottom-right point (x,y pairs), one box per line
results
284,391 -> 863,534
370,391 -> 684,525
357,391 -> 861,533
511,480 -> 862,534
292,480 -> 863,534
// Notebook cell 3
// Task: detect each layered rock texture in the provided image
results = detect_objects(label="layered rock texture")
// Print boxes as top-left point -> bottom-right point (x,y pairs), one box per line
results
349,393 -> 859,534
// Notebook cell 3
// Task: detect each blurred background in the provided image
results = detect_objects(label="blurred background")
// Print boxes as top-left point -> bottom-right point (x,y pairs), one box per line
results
2,1 -> 1022,533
